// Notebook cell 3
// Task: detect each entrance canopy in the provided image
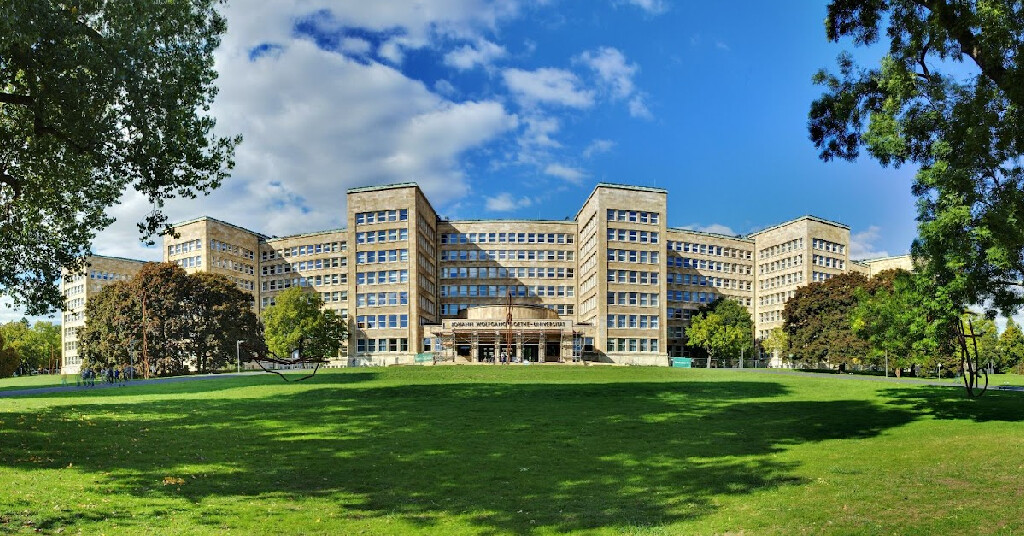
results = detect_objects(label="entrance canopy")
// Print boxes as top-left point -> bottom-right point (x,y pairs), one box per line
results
426,304 -> 593,363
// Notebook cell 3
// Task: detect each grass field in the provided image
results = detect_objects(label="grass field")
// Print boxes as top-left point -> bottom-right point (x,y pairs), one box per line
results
1,367 -> 1022,535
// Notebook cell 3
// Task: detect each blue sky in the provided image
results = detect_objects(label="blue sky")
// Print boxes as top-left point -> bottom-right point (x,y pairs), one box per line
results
3,0 -> 923,322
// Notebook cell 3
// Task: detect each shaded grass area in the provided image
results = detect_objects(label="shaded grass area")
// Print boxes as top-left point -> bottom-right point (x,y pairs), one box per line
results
1,367 -> 1022,534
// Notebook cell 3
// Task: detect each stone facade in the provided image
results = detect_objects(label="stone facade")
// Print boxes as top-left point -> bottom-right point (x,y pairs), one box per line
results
61,182 -> 902,369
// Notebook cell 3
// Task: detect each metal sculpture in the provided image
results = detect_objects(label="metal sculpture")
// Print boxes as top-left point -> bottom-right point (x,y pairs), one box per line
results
955,317 -> 988,398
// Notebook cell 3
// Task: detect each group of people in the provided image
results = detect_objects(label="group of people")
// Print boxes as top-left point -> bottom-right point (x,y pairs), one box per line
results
78,365 -> 136,387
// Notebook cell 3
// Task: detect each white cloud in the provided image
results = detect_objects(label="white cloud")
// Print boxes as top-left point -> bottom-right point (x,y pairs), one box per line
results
614,0 -> 669,15
544,163 -> 586,183
715,41 -> 731,51
444,39 -> 507,70
849,226 -> 890,260
576,47 -> 651,118
628,95 -> 652,119
485,192 -> 533,212
583,139 -> 615,158
577,47 -> 637,99
340,37 -> 372,56
502,67 -> 596,108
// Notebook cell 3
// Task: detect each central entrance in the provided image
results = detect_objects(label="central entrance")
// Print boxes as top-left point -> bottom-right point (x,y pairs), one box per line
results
522,343 -> 539,362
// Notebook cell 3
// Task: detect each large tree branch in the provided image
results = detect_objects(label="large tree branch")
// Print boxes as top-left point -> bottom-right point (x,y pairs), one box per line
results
914,0 -> 1018,104
0,92 -> 33,106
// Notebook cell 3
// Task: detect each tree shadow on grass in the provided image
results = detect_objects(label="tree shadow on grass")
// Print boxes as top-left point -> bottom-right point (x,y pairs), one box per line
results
881,386 -> 1024,422
0,380 -> 916,533
2,371 -> 382,400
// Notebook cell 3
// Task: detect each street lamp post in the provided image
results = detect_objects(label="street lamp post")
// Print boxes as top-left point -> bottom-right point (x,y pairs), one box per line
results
236,340 -> 244,373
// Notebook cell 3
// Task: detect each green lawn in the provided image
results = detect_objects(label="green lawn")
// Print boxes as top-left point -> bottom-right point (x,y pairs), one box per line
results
1,367 -> 1022,535
0,374 -> 67,393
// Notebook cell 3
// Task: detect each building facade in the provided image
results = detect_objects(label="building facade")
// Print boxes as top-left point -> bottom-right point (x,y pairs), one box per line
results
61,182 -> 912,372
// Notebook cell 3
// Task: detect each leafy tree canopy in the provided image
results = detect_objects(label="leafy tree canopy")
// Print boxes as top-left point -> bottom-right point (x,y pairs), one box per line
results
262,287 -> 345,361
997,317 -> 1024,372
811,1 -> 1024,317
0,318 -> 60,371
0,329 -> 19,378
79,263 -> 261,376
0,1 -> 239,315
685,298 -> 753,366
784,272 -> 873,366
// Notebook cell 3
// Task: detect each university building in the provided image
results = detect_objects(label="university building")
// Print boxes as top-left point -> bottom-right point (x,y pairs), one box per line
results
61,182 -> 910,373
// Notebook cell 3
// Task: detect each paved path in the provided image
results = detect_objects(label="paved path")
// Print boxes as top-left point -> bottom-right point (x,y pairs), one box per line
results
0,371 -> 267,399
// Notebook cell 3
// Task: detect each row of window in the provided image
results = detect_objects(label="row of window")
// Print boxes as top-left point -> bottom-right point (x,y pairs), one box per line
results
261,257 -> 346,275
356,270 -> 409,285
760,290 -> 795,307
667,307 -> 698,321
607,209 -> 660,225
355,249 -> 409,265
667,256 -> 752,274
261,241 -> 346,261
175,256 -> 202,269
761,271 -> 805,290
440,249 -> 575,262
441,267 -> 574,279
262,274 -> 345,291
355,314 -> 410,329
606,315 -> 660,329
356,292 -> 409,307
606,338 -> 660,353
356,228 -> 408,244
64,284 -> 85,297
212,257 -> 253,275
812,271 -> 837,282
812,255 -> 846,270
440,232 -> 574,245
607,292 -> 660,307
668,241 -> 752,259
355,209 -> 409,225
666,290 -> 719,304
210,239 -> 255,260
759,254 -> 803,274
440,285 -> 576,298
812,238 -> 846,254
440,303 -> 574,316
607,228 -> 659,244
607,270 -> 659,285
168,239 -> 202,256
607,249 -> 660,264
355,338 -> 409,353
759,238 -> 804,259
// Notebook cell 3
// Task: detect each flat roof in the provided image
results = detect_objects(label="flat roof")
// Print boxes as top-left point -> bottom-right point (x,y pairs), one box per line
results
265,228 -> 347,243
667,227 -> 754,243
167,215 -> 269,239
347,182 -> 420,194
85,254 -> 148,265
438,219 -> 576,226
575,182 -> 667,220
858,253 -> 913,263
746,215 -> 849,237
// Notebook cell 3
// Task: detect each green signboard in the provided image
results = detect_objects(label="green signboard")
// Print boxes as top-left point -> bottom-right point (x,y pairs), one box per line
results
671,357 -> 692,368
414,352 -> 434,363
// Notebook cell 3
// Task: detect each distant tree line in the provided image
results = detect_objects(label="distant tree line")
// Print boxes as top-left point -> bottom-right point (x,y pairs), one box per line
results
0,319 -> 61,377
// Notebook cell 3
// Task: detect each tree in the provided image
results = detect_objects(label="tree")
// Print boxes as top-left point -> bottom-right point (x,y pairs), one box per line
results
0,1 -> 240,315
810,1 -> 1024,318
0,330 -> 19,378
0,319 -> 61,372
262,287 -> 345,361
186,273 -> 263,373
685,298 -> 753,367
784,272 -> 871,367
997,317 -> 1024,373
761,327 -> 790,363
